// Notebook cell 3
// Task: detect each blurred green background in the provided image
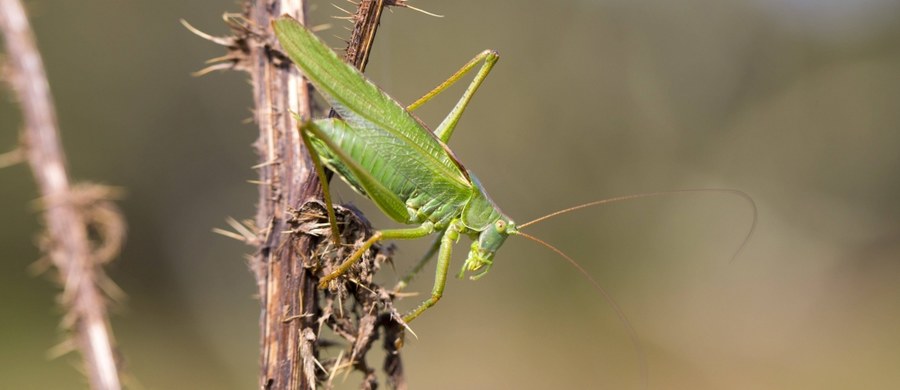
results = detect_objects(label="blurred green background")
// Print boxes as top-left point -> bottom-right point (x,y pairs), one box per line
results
2,0 -> 900,389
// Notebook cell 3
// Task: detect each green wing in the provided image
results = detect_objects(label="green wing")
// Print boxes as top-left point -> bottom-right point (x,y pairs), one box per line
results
273,17 -> 471,189
306,119 -> 411,222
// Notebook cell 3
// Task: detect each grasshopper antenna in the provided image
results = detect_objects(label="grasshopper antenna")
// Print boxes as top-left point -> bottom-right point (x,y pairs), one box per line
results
514,189 -> 756,388
519,189 -> 758,263
515,231 -> 649,389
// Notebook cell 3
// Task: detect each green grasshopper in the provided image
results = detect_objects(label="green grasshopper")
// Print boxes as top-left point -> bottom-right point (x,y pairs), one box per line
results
274,16 -> 518,323
272,17 -> 757,387
272,16 -> 753,331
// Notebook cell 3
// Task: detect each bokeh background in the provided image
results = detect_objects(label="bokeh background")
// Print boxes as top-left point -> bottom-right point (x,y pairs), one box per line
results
3,0 -> 900,389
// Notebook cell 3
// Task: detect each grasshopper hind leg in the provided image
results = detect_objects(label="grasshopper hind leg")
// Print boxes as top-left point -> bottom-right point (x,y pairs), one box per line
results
406,50 -> 499,143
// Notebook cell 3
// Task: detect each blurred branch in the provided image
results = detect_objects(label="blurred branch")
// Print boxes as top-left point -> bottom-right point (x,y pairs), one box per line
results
0,1 -> 125,390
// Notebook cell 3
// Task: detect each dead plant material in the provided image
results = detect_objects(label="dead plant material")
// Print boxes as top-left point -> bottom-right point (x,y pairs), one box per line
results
287,200 -> 406,387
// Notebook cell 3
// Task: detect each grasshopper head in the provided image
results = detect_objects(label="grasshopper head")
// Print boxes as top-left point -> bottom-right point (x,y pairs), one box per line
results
460,216 -> 517,280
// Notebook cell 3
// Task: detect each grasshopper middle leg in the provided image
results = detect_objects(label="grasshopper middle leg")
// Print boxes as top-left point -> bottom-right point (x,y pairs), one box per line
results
318,223 -> 435,289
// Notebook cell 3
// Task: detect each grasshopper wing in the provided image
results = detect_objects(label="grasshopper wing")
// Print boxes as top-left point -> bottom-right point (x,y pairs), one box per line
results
308,118 -> 411,222
273,17 -> 471,191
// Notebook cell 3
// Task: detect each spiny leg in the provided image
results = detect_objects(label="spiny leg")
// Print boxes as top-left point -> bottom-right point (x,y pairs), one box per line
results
406,50 -> 499,143
393,231 -> 444,292
403,221 -> 461,323
319,222 -> 435,289
298,120 -> 341,246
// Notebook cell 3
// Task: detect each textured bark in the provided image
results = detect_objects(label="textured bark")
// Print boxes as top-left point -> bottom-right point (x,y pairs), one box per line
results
240,2 -> 317,388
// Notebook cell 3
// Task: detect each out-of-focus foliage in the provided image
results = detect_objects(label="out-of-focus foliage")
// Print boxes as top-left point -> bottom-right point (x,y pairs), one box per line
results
1,1 -> 898,388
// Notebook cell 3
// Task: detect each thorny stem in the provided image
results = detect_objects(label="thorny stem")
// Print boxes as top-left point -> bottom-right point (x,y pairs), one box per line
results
242,1 -> 402,388
243,1 -> 317,388
0,1 -> 123,389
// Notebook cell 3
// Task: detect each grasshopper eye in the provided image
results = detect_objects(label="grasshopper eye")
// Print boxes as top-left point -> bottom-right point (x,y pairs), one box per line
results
495,220 -> 506,231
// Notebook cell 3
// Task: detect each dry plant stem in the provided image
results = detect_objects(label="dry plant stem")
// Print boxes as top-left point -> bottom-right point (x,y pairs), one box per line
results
326,0 -> 388,120
243,1 -> 318,389
0,1 -> 121,389
341,0 -> 390,75
243,0 -> 400,388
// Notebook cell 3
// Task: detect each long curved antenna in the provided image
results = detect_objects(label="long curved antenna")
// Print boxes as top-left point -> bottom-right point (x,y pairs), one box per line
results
519,188 -> 758,263
516,231 -> 648,389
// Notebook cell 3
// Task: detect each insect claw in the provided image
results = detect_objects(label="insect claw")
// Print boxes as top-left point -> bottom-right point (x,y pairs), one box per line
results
469,265 -> 492,280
